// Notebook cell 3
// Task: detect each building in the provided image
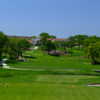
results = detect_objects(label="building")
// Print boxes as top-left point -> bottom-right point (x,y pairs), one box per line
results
48,38 -> 66,42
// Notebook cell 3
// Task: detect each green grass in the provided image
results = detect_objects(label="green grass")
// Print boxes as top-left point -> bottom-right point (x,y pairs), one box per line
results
9,50 -> 100,70
0,69 -> 100,100
5,49 -> 100,99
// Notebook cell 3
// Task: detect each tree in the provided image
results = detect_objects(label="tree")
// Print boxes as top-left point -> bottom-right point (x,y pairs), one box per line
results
54,41 -> 67,52
49,35 -> 56,39
84,35 -> 100,47
40,32 -> 50,39
68,34 -> 88,48
32,36 -> 37,39
7,38 -> 20,59
39,32 -> 49,47
39,32 -> 56,40
66,40 -> 74,49
87,42 -> 100,64
39,32 -> 56,51
0,32 -> 8,60
8,38 -> 32,60
45,40 -> 56,52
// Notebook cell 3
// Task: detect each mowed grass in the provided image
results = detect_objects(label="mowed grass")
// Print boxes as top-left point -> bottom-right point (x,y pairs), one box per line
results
1,83 -> 100,100
0,69 -> 100,100
5,49 -> 100,100
9,50 -> 100,70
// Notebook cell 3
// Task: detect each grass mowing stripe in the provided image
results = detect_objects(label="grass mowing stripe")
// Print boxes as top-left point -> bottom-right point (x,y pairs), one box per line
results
81,87 -> 95,100
88,87 -> 100,100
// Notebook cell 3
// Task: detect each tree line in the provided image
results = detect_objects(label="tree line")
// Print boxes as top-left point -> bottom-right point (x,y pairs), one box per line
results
36,32 -> 100,65
0,32 -> 32,61
1,31 -> 100,65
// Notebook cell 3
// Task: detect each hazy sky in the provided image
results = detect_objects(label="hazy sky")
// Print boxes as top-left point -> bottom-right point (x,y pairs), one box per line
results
0,0 -> 100,37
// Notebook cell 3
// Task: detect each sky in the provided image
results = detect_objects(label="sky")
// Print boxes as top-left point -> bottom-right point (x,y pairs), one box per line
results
0,0 -> 100,38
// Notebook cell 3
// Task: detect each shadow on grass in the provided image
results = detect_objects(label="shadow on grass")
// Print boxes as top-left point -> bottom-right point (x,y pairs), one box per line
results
7,60 -> 18,64
23,55 -> 37,59
0,71 -> 13,78
31,70 -> 100,76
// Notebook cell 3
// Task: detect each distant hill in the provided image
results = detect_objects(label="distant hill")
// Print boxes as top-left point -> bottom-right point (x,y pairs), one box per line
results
7,35 -> 32,40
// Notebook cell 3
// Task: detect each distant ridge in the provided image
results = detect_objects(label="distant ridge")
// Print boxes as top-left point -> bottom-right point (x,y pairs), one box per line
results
7,35 -> 32,39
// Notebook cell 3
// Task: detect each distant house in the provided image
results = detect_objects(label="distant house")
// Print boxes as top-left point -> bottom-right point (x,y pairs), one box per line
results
32,38 -> 40,46
8,35 -> 67,45
48,38 -> 66,42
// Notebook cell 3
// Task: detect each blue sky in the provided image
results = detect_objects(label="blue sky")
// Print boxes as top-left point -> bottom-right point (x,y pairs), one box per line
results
0,0 -> 100,37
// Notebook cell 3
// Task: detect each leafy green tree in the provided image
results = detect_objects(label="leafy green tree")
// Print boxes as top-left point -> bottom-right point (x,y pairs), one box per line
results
54,41 -> 67,52
66,40 -> 74,48
8,38 -> 20,59
8,38 -> 32,60
84,35 -> 100,47
39,32 -> 56,51
45,40 -> 56,52
68,34 -> 88,48
39,32 -> 49,47
32,36 -> 37,39
18,39 -> 32,57
40,32 -> 56,39
18,39 -> 32,51
40,32 -> 50,39
49,35 -> 56,39
0,32 -> 8,59
88,42 -> 100,64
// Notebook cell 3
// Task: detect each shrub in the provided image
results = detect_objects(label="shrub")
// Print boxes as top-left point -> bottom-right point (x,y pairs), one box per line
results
48,50 -> 64,56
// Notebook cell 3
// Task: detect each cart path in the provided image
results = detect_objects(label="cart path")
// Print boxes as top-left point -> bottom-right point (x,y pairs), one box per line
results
3,66 -> 100,72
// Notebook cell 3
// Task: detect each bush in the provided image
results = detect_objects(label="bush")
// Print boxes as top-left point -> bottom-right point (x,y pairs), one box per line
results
48,50 -> 64,56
